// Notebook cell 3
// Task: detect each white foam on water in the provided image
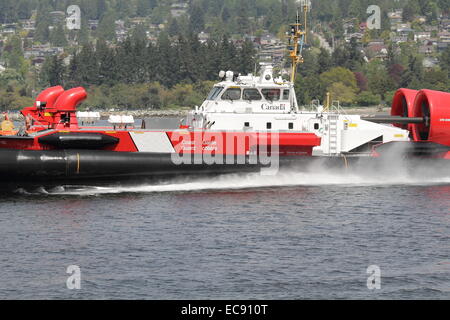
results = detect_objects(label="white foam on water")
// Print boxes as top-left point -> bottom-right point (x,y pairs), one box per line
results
46,167 -> 450,196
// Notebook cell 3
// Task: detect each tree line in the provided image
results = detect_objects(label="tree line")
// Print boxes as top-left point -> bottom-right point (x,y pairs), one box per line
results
39,30 -> 256,109
294,39 -> 450,107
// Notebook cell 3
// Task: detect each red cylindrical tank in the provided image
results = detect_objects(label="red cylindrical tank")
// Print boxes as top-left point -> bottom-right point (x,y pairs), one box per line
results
390,88 -> 418,131
34,86 -> 65,108
53,87 -> 87,111
412,89 -> 450,146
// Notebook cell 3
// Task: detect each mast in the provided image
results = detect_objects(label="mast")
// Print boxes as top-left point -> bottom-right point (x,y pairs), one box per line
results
288,1 -> 310,84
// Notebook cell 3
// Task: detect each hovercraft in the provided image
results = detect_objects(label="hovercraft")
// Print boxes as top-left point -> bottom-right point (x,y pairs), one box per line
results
1,6 -> 450,187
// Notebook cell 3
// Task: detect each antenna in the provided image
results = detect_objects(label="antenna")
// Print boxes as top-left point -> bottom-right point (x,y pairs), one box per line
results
288,1 -> 310,83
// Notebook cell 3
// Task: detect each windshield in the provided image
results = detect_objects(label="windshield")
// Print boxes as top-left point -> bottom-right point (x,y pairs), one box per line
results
261,89 -> 281,101
243,89 -> 262,101
221,88 -> 241,101
206,87 -> 224,100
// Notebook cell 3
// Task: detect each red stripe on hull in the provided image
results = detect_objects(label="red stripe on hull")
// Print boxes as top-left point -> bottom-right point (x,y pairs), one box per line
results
167,131 -> 321,156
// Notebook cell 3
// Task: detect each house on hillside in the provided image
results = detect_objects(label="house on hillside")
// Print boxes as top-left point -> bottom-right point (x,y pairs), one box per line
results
365,40 -> 387,60
423,57 -> 439,69
49,11 -> 66,25
130,18 -> 147,25
438,31 -> 450,43
343,19 -> 356,34
416,16 -> 427,24
115,20 -> 128,42
198,32 -> 210,44
171,3 -> 189,18
419,42 -> 436,55
20,19 -> 35,31
392,35 -> 409,44
260,33 -> 278,46
440,18 -> 450,32
438,42 -> 448,51
88,20 -> 99,31
397,24 -> 414,37
24,44 -> 64,59
359,22 -> 367,33
1,24 -> 17,36
31,57 -> 45,67
414,32 -> 431,42
345,32 -> 363,43
388,10 -> 403,28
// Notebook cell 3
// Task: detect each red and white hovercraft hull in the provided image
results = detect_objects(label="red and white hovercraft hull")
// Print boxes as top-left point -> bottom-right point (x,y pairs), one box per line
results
0,86 -> 323,185
2,82 -> 450,187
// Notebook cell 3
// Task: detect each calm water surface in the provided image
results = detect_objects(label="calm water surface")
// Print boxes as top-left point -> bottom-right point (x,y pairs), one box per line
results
0,118 -> 449,299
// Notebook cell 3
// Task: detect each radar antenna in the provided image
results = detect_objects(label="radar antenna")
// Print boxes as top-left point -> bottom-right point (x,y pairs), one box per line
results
288,1 -> 310,83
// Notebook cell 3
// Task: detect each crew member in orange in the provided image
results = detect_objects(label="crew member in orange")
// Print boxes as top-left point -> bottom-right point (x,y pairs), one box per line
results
0,113 -> 15,135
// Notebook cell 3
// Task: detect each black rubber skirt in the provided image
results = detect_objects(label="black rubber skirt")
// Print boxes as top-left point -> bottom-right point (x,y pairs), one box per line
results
0,149 -> 270,183
1,148 -> 448,187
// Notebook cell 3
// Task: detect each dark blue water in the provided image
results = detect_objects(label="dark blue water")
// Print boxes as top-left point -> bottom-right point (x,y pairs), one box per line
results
1,118 -> 449,299
0,170 -> 449,300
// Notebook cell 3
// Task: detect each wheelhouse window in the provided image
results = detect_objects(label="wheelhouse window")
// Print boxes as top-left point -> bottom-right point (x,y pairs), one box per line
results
261,89 -> 281,101
283,89 -> 290,100
243,89 -> 262,101
206,87 -> 224,100
221,88 -> 241,101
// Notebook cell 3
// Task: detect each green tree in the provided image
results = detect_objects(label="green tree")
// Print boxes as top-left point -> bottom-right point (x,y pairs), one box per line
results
320,67 -> 358,92
328,82 -> 357,105
50,24 -> 68,47
295,75 -> 325,106
348,0 -> 364,22
168,18 -> 181,37
400,54 -> 424,88
97,10 -> 116,41
155,32 -> 179,87
17,0 -> 31,20
369,68 -> 396,101
317,48 -> 332,74
115,0 -> 133,19
355,91 -> 381,106
96,39 -> 117,86
236,0 -> 251,34
2,36 -> 24,70
73,44 -> 99,86
189,2 -> 205,33
221,7 -> 231,23
136,0 -> 151,17
40,55 -> 66,87
441,46 -> 450,78
237,39 -> 256,75
218,34 -> 238,71
422,69 -> 449,91
35,19 -> 51,43
403,0 -> 420,22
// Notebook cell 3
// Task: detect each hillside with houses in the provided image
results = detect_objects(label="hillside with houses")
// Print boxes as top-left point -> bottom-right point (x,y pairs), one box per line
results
0,0 -> 449,111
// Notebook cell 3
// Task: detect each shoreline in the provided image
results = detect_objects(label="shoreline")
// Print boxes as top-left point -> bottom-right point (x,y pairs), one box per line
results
101,106 -> 390,118
6,106 -> 390,121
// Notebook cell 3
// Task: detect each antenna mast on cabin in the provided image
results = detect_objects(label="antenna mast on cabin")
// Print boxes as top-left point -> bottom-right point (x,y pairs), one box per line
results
288,0 -> 311,83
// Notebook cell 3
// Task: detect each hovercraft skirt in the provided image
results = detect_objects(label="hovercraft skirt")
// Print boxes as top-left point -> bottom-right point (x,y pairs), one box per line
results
0,149 -> 265,181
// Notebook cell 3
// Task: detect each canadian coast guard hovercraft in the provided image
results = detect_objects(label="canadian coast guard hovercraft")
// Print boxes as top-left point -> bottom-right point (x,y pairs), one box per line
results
1,5 -> 450,186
